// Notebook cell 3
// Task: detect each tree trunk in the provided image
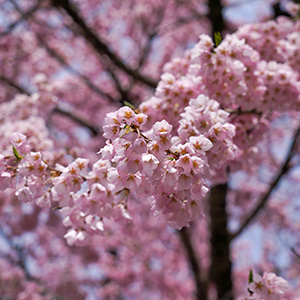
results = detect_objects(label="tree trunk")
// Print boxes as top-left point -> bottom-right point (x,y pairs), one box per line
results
209,184 -> 233,300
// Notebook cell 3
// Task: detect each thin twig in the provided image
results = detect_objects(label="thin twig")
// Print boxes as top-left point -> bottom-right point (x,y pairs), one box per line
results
230,123 -> 300,241
0,229 -> 70,300
0,75 -> 101,135
137,4 -> 166,67
52,0 -> 158,88
0,1 -> 42,37
0,229 -> 32,280
0,75 -> 31,95
178,227 -> 208,300
225,107 -> 262,116
53,106 -> 100,135
36,34 -> 117,104
291,247 -> 300,259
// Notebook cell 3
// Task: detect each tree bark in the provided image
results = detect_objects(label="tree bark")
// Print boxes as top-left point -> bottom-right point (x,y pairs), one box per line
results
209,184 -> 233,300
208,0 -> 225,37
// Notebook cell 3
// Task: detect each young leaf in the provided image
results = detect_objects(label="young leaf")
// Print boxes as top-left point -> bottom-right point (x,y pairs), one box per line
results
123,100 -> 136,111
214,32 -> 222,47
13,146 -> 23,161
248,269 -> 253,284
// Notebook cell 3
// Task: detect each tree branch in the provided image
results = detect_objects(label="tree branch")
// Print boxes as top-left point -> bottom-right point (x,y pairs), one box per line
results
178,227 -> 208,300
0,75 -> 31,95
0,1 -> 42,37
0,230 -> 69,300
0,75 -> 101,135
137,4 -> 166,68
36,34 -> 118,104
7,1 -> 119,105
53,106 -> 100,136
225,107 -> 262,116
52,0 -> 158,88
291,247 -> 300,259
230,123 -> 300,241
0,229 -> 32,280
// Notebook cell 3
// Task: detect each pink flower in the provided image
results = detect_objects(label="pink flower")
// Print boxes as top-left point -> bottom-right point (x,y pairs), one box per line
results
189,136 -> 213,154
64,228 -> 89,246
15,186 -> 34,203
153,120 -> 172,136
0,154 -> 6,173
142,154 -> 159,176
116,106 -> 136,125
0,172 -> 11,190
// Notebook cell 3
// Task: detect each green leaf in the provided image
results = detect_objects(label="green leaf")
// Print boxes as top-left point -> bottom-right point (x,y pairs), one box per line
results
167,157 -> 176,161
123,100 -> 136,111
53,206 -> 62,211
119,125 -> 132,138
248,269 -> 253,284
13,146 -> 23,161
214,32 -> 222,47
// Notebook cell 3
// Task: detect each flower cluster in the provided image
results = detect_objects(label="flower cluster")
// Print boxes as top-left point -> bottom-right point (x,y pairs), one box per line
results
0,133 -> 51,207
139,53 -> 203,131
235,17 -> 298,62
239,271 -> 289,300
1,15 -> 300,255
0,74 -> 57,122
177,94 -> 237,179
101,103 -> 214,229
0,95 -> 238,245
191,34 -> 300,112
140,21 -> 300,176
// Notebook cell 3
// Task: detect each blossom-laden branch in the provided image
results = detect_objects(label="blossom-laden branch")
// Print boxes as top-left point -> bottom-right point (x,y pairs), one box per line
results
52,0 -> 158,88
8,0 -> 120,105
230,123 -> 300,241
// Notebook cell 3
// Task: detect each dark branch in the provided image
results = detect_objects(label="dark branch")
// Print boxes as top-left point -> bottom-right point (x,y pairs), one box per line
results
53,107 -> 100,136
230,124 -> 300,241
0,229 -> 32,280
137,5 -> 166,67
52,0 -> 158,88
36,34 -> 117,104
225,107 -> 262,116
9,2 -> 120,106
105,65 -> 130,103
208,0 -> 225,38
178,227 -> 208,300
0,75 -> 31,95
0,230 -> 69,300
291,247 -> 300,259
272,3 -> 291,18
0,1 -> 41,37
0,75 -> 101,135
